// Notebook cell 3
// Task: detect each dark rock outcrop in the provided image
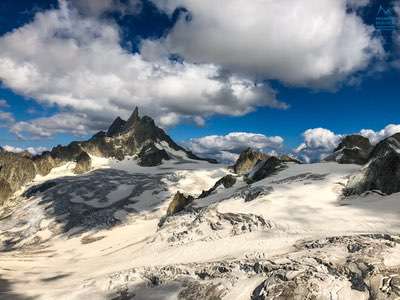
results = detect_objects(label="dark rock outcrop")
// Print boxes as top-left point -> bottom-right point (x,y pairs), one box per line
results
246,157 -> 286,183
137,143 -> 170,167
324,134 -> 372,165
46,107 -> 216,164
123,106 -> 140,131
73,151 -> 92,174
344,133 -> 400,195
166,191 -> 194,216
235,186 -> 274,202
231,148 -> 270,174
198,174 -> 237,198
106,117 -> 126,136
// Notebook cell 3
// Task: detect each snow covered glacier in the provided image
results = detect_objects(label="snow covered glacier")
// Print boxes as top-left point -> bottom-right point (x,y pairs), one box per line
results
1,154 -> 400,299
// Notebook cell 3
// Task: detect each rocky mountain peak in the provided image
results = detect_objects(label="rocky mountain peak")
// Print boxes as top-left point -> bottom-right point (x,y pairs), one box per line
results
324,134 -> 372,165
107,116 -> 126,137
231,148 -> 270,174
334,134 -> 372,153
344,133 -> 400,195
123,106 -> 141,131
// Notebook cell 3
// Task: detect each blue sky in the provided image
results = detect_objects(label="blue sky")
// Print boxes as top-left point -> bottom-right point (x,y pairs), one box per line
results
0,0 -> 399,161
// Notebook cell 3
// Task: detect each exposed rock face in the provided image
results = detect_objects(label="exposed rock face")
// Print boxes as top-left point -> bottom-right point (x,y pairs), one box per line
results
344,133 -> 400,195
46,107 -> 216,164
137,143 -> 170,167
106,117 -> 126,136
73,151 -> 92,174
279,154 -> 301,164
123,106 -> 140,131
231,148 -> 269,174
325,134 -> 372,165
198,174 -> 236,198
166,191 -> 194,216
33,152 -> 59,176
0,151 -> 36,193
246,157 -> 286,183
0,178 -> 12,205
50,141 -> 84,162
0,107 -> 216,205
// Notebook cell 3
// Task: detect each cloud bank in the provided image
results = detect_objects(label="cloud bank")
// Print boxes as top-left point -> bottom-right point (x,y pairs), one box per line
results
2,145 -> 48,156
294,124 -> 400,163
188,124 -> 400,164
150,0 -> 384,88
0,0 -> 285,139
294,128 -> 342,163
187,132 -> 284,163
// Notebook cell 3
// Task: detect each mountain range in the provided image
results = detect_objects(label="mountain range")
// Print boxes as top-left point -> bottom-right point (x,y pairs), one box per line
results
1,107 -> 400,299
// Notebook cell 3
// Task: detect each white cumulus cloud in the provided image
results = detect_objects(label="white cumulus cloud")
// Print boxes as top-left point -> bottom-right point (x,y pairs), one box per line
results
150,0 -> 384,88
2,145 -> 48,155
294,124 -> 400,163
360,124 -> 400,144
294,128 -> 342,163
187,132 -> 284,163
0,0 -> 285,139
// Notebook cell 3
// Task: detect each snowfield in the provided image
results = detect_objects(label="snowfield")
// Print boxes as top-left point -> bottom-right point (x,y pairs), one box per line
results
1,158 -> 400,299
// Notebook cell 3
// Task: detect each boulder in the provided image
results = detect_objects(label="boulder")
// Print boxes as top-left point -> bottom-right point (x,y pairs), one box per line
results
73,151 -> 92,174
199,174 -> 237,198
232,148 -> 270,174
137,143 -> 170,167
344,133 -> 400,195
246,157 -> 286,183
324,135 -> 372,165
166,191 -> 194,216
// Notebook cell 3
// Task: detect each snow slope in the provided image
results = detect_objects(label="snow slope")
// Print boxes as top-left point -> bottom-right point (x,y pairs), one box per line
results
1,159 -> 400,299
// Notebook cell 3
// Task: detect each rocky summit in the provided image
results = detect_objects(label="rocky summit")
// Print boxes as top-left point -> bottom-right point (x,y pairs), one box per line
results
50,107 -> 216,165
344,133 -> 400,195
231,148 -> 270,174
324,134 -> 372,165
0,107 -> 216,206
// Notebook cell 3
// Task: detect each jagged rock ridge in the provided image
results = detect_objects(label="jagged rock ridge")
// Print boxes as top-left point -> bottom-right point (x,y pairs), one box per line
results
231,148 -> 270,174
54,107 -> 217,166
324,134 -> 372,165
0,107 -> 216,205
344,133 -> 400,195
